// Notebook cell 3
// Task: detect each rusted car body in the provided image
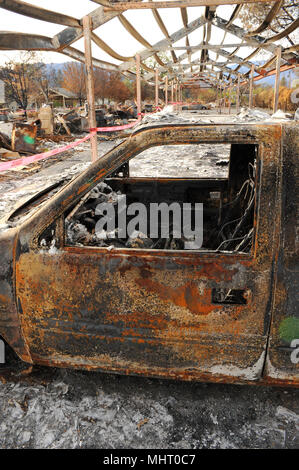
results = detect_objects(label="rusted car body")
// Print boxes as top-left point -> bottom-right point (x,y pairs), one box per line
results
0,122 -> 298,386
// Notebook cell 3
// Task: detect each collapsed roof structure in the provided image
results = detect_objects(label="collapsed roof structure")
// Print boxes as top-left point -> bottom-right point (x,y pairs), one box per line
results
0,0 -> 298,91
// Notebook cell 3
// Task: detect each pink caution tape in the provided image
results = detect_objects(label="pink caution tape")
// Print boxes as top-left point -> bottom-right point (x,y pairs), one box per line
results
90,117 -> 141,133
0,117 -> 142,173
0,132 -> 95,173
0,111 -> 153,173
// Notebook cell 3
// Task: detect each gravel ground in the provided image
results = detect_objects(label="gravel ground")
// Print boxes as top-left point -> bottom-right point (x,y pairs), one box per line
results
0,111 -> 298,449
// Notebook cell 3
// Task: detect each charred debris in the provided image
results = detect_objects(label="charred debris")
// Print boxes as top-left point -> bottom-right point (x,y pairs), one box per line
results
0,102 -> 140,161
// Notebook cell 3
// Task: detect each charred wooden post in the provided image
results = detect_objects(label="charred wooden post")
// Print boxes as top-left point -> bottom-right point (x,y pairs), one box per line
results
228,78 -> 232,114
236,73 -> 240,114
226,84 -> 228,111
179,84 -> 182,111
136,53 -> 141,118
155,68 -> 159,110
165,75 -> 168,106
83,15 -> 98,162
221,84 -> 224,114
273,46 -> 282,114
171,81 -> 174,103
249,64 -> 254,109
216,73 -> 220,113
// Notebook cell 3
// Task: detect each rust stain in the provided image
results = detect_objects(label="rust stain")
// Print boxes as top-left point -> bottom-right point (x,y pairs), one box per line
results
135,278 -> 217,315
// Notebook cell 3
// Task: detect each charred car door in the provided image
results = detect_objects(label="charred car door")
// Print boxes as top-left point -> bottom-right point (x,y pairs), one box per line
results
10,124 -> 287,383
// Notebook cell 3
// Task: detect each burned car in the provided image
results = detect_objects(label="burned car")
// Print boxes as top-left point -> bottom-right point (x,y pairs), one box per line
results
0,122 -> 298,386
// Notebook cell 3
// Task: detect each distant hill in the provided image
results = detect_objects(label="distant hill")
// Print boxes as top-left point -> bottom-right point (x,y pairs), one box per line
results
44,62 -> 296,88
229,63 -> 296,87
256,69 -> 295,87
45,62 -> 70,72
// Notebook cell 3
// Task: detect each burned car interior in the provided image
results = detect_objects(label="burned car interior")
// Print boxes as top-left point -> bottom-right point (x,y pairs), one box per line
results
40,141 -> 257,256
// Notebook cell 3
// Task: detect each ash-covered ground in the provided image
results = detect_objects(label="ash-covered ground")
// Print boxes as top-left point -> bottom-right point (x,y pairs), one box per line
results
0,110 -> 298,449
130,143 -> 230,178
0,352 -> 298,449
